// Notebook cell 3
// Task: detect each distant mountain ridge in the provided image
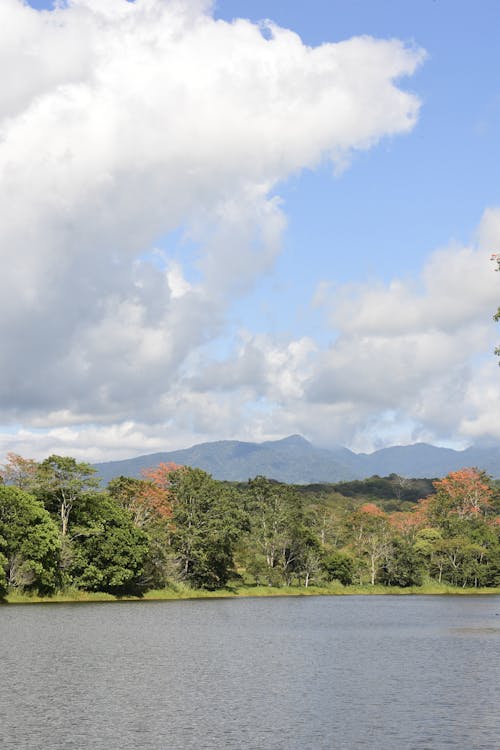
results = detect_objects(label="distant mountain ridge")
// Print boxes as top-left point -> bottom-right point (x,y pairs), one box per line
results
93,435 -> 500,485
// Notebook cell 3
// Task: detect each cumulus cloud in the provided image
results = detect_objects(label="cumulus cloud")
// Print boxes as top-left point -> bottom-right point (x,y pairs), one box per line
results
305,226 -> 500,447
182,209 -> 500,452
0,0 -> 424,452
307,243 -> 497,409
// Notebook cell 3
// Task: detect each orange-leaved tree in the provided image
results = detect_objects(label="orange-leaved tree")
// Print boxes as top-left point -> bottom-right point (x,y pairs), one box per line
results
0,452 -> 39,491
389,510 -> 426,541
139,462 -> 181,522
108,462 -> 181,528
431,467 -> 493,520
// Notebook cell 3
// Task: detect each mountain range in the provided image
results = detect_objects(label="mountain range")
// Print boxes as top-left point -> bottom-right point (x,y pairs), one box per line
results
93,435 -> 500,485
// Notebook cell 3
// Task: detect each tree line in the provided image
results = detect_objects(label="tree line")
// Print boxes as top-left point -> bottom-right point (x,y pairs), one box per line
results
1,452 -> 499,599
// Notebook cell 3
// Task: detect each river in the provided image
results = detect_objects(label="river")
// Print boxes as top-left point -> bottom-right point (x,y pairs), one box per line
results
1,595 -> 499,749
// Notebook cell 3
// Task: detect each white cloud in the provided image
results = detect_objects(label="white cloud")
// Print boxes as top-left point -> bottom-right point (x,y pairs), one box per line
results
3,215 -> 500,462
310,218 -> 500,445
183,208 -> 500,451
0,0 -> 424,451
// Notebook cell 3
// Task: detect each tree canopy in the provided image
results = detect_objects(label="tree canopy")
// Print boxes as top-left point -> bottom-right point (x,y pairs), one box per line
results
1,456 -> 499,597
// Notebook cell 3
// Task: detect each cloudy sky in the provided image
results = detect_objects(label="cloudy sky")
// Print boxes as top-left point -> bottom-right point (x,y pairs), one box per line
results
2,0 -> 500,461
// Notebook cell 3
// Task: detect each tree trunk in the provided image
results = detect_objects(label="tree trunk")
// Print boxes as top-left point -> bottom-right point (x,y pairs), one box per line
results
61,503 -> 69,536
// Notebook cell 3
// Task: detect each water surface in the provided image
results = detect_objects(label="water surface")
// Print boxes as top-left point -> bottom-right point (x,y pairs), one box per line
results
1,595 -> 499,749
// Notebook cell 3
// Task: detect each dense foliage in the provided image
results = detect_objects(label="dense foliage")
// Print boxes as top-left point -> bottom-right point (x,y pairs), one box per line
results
0,485 -> 60,594
0,453 -> 499,598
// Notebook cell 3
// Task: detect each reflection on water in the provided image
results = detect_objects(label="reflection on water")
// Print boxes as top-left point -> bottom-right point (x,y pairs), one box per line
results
450,626 -> 500,635
0,595 -> 499,750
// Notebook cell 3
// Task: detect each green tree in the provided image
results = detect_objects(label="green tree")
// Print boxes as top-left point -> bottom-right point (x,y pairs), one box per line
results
323,551 -> 355,585
36,455 -> 99,536
246,477 -> 317,585
306,499 -> 344,548
169,467 -> 247,589
378,538 -> 423,587
66,492 -> 150,595
431,537 -> 484,586
348,503 -> 391,585
483,542 -> 500,586
0,549 -> 8,599
0,485 -> 61,594
415,477 -> 498,586
108,475 -> 153,527
108,474 -> 177,587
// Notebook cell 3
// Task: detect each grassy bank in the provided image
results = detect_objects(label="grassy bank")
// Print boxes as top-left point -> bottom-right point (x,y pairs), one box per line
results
3,581 -> 500,605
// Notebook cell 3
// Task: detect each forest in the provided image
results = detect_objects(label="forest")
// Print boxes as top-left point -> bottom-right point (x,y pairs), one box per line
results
1,452 -> 499,600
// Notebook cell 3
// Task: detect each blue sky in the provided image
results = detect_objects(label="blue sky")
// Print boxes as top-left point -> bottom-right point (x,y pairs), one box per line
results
220,0 -> 500,332
2,0 -> 500,460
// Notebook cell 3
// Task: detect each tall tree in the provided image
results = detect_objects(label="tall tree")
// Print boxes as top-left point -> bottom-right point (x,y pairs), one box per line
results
36,455 -> 99,536
431,468 -> 493,520
108,473 -> 176,587
246,476 -> 317,585
348,503 -> 391,585
0,486 -> 61,594
378,538 -> 423,587
169,467 -> 247,589
0,452 -> 39,491
66,492 -> 150,595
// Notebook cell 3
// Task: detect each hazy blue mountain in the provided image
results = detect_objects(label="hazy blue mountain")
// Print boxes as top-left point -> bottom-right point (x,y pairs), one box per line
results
93,436 -> 500,485
94,435 -> 357,485
354,443 -> 471,478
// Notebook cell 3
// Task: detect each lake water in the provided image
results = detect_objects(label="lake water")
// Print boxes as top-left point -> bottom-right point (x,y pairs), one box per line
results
0,595 -> 499,749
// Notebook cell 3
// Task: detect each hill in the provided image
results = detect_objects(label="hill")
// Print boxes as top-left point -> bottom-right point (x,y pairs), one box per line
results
92,435 -> 500,485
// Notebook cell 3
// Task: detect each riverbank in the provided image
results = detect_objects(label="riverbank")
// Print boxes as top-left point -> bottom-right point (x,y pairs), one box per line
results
3,581 -> 500,604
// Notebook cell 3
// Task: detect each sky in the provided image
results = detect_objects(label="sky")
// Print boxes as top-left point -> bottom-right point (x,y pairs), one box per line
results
2,0 -> 500,461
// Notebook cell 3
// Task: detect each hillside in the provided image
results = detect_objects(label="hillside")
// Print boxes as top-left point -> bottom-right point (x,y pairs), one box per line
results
93,436 -> 500,485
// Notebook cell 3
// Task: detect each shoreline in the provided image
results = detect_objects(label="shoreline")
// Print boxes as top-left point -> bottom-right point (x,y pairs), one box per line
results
3,583 -> 500,605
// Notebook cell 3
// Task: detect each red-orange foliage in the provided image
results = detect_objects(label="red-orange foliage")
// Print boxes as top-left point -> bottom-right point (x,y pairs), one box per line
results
411,495 -> 434,526
141,462 -> 180,491
432,467 -> 492,519
359,503 -> 386,517
0,452 -> 38,490
389,510 -> 425,538
138,462 -> 182,521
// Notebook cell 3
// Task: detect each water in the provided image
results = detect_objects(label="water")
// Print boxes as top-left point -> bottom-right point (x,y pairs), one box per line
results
0,595 -> 499,749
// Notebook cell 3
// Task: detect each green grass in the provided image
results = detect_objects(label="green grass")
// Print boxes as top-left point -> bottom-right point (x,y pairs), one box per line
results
3,588 -> 118,604
3,581 -> 499,605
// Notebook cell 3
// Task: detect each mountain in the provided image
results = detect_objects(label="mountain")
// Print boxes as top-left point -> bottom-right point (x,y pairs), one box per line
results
93,435 -> 356,485
92,436 -> 500,485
